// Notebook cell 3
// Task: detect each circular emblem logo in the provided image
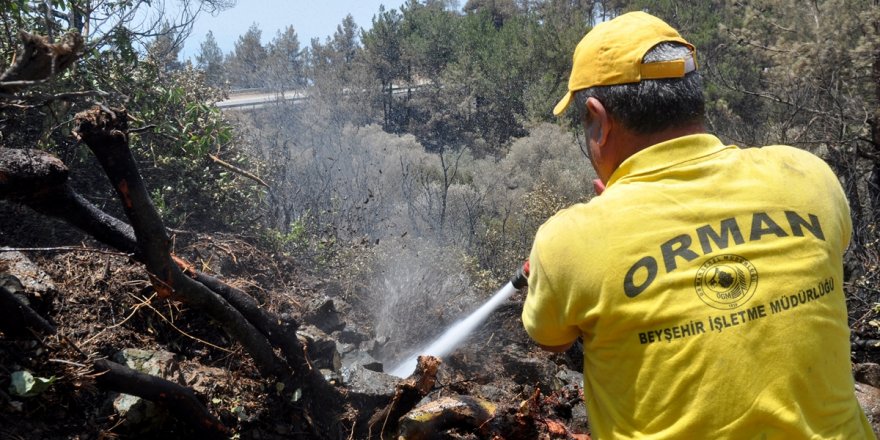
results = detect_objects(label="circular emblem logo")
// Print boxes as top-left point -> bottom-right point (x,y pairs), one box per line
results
694,254 -> 758,309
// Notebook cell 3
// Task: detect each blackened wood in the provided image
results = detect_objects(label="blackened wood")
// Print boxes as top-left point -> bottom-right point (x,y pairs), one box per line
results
0,285 -> 56,336
73,106 -> 285,378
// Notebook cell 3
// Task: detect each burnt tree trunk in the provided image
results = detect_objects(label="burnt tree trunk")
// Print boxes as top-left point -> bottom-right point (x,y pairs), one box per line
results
71,106 -> 286,378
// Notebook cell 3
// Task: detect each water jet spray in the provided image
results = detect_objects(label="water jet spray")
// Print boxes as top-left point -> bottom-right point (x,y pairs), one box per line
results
388,261 -> 530,378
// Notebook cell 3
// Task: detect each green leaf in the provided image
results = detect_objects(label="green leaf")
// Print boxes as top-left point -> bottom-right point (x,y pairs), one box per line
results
9,370 -> 56,397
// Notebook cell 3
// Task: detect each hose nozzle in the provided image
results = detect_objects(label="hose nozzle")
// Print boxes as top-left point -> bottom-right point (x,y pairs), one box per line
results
511,260 -> 530,289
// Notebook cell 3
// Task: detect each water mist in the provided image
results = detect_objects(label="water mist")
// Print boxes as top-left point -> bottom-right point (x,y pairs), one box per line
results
388,281 -> 518,378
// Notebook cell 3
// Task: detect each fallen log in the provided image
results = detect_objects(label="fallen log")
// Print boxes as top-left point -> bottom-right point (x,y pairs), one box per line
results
92,359 -> 229,439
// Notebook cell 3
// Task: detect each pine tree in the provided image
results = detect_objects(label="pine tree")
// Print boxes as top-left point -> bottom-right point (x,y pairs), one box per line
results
265,26 -> 306,92
195,31 -> 225,86
227,23 -> 268,89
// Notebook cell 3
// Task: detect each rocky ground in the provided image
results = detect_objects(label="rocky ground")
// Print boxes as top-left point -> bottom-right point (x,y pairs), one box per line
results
0,229 -> 590,439
2,229 -> 880,439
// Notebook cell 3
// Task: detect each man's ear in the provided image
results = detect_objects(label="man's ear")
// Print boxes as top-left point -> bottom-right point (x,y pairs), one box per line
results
585,97 -> 610,146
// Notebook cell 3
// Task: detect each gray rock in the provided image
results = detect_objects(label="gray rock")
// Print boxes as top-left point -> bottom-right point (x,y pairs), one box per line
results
359,339 -> 376,353
336,341 -> 356,356
502,352 -> 558,392
303,297 -> 345,333
0,251 -> 56,299
112,393 -> 162,425
320,368 -> 342,386
112,348 -> 185,385
341,350 -> 384,373
296,325 -> 341,371
476,384 -> 507,401
109,349 -> 184,428
340,365 -> 398,410
339,328 -> 368,344
855,363 -> 880,389
0,274 -> 26,297
570,402 -> 590,435
554,368 -> 584,390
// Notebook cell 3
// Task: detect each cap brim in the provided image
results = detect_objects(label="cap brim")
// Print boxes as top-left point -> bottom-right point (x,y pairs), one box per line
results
553,91 -> 574,116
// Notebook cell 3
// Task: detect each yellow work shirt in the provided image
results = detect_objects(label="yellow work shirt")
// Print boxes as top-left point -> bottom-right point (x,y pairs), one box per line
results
522,134 -> 874,439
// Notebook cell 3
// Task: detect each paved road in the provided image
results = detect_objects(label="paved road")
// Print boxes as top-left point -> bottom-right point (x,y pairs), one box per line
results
216,89 -> 306,109
217,82 -> 428,110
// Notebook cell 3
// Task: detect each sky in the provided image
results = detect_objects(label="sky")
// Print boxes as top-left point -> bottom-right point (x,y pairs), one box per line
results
179,1 -> 412,60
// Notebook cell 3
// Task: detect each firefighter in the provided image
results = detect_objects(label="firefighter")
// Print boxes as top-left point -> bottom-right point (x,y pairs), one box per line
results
520,11 -> 875,439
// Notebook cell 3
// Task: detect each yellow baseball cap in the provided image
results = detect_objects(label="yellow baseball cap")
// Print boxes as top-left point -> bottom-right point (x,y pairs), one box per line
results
553,11 -> 697,116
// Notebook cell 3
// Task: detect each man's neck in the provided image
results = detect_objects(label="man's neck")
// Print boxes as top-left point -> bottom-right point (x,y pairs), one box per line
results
598,121 -> 706,183
627,121 -> 706,156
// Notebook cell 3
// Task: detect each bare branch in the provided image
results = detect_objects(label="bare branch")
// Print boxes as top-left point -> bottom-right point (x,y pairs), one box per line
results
208,153 -> 270,188
0,246 -> 134,258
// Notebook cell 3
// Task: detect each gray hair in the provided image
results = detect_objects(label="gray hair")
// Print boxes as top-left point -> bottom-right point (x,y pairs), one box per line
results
573,42 -> 704,134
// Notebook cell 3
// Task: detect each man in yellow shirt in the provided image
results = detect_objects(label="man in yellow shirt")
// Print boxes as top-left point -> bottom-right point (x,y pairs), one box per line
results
521,11 -> 875,439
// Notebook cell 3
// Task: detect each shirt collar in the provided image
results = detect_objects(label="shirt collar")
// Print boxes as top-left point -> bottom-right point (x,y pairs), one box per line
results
605,134 -> 732,188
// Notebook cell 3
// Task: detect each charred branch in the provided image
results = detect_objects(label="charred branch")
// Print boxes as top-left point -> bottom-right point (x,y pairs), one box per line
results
72,105 -> 286,378
0,148 -> 69,197
31,186 -> 141,256
186,270 -> 310,373
0,285 -> 56,337
0,148 -> 140,257
92,359 -> 230,439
